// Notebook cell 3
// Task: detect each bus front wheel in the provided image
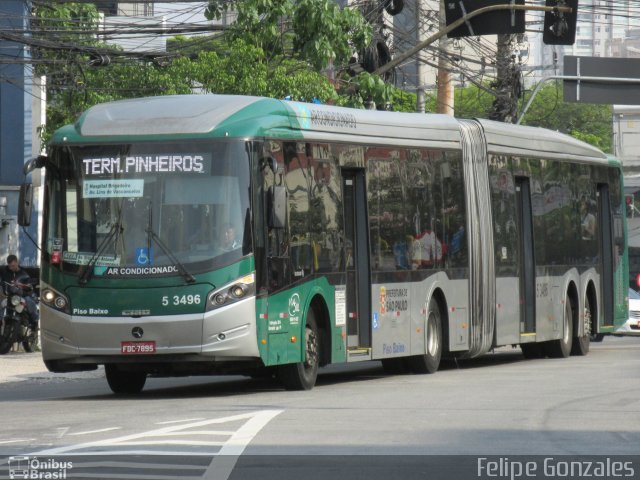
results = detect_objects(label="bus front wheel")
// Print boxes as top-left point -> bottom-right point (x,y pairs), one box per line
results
406,297 -> 442,374
278,310 -> 319,391
105,364 -> 147,394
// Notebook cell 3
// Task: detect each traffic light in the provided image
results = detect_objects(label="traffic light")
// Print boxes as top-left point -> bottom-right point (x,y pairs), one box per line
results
543,0 -> 578,45
445,0 -> 525,38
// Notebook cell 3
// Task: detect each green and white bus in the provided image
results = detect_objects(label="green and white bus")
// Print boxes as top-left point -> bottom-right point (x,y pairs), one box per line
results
20,95 -> 628,393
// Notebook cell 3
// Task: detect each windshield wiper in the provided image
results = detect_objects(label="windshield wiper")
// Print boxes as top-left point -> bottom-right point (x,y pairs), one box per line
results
146,202 -> 196,284
79,212 -> 124,285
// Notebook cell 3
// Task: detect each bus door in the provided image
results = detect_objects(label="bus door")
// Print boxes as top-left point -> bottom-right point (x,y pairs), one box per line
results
515,177 -> 536,335
342,169 -> 372,351
597,183 -> 614,327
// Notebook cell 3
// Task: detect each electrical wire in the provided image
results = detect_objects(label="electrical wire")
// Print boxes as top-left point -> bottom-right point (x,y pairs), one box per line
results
3,0 -> 640,107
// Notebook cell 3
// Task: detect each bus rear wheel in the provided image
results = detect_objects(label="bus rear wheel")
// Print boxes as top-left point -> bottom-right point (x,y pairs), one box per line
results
544,300 -> 573,358
571,300 -> 591,356
278,310 -> 319,391
105,364 -> 147,394
406,298 -> 442,374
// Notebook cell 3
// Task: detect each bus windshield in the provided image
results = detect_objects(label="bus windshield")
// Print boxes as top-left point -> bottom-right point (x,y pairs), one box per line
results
44,140 -> 251,276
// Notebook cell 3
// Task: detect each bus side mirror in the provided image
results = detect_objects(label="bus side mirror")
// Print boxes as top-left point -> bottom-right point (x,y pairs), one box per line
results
24,155 -> 47,175
18,183 -> 33,226
268,185 -> 286,229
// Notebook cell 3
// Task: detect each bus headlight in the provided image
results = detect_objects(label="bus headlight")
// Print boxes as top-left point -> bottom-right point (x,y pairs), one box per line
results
207,273 -> 255,311
41,285 -> 70,314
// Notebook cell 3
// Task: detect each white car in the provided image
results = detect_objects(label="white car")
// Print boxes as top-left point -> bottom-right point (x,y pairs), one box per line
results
614,288 -> 640,336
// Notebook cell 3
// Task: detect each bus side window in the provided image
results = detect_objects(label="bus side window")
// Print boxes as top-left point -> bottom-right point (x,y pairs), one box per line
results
264,147 -> 291,291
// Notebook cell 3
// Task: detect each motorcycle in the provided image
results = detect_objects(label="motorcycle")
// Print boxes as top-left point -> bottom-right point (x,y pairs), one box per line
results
0,279 -> 39,354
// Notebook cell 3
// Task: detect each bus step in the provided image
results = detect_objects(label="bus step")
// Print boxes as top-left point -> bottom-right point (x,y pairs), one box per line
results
347,347 -> 371,357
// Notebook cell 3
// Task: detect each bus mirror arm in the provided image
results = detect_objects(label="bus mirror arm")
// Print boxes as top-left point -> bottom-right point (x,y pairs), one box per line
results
19,155 -> 48,226
268,185 -> 286,229
18,183 -> 33,227
23,155 -> 47,175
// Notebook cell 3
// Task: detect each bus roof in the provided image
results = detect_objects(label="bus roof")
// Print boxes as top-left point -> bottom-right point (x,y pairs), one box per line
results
61,94 -> 462,150
478,119 -> 608,164
56,94 -> 608,165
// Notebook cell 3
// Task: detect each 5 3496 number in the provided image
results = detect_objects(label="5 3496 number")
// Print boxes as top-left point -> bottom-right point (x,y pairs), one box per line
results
161,294 -> 201,306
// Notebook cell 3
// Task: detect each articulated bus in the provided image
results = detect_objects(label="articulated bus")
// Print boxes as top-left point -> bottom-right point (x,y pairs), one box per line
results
20,95 -> 628,393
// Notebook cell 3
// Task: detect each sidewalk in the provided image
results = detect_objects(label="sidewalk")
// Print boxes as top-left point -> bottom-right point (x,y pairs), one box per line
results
0,350 -> 103,384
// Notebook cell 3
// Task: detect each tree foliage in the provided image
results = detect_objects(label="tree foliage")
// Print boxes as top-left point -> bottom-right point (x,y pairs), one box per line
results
205,0 -> 371,70
31,3 -> 612,152
439,82 -> 612,152
32,3 -> 342,142
519,82 -> 612,152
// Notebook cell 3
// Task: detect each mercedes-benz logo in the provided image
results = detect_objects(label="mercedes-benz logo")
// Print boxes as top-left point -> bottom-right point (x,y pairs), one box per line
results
131,326 -> 144,339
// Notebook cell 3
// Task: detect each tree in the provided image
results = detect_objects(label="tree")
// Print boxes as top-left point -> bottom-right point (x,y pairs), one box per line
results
172,40 -> 339,101
205,0 -> 371,70
519,82 -> 612,152
442,82 -> 612,152
31,4 -> 341,142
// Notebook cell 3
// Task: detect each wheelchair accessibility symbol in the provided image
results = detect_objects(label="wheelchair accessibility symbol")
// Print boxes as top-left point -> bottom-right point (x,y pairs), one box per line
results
135,247 -> 153,266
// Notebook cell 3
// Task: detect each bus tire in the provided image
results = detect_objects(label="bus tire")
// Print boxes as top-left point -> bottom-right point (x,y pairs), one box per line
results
406,297 -> 442,374
278,310 -> 319,391
544,300 -> 573,358
105,364 -> 147,394
571,299 -> 591,356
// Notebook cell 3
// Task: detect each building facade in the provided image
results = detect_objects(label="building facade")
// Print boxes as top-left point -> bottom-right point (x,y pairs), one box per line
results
0,0 -> 40,267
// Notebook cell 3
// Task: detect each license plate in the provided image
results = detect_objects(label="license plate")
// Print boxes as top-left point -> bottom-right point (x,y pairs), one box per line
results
121,341 -> 156,354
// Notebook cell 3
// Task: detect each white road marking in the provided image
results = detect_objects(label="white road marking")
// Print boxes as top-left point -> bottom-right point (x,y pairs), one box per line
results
155,418 -> 205,425
4,410 -> 284,480
41,450 -> 217,456
0,439 -> 35,444
32,410 -> 283,457
204,409 -> 283,480
108,440 -> 225,446
158,431 -> 235,436
41,426 -> 70,439
68,427 -> 122,436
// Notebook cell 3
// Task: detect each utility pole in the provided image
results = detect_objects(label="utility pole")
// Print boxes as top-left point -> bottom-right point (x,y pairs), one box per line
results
489,33 -> 521,123
373,2 -> 573,119
436,0 -> 454,115
416,0 -> 427,113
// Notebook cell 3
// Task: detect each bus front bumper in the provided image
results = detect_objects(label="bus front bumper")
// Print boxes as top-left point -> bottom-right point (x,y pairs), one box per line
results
40,297 -> 260,371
